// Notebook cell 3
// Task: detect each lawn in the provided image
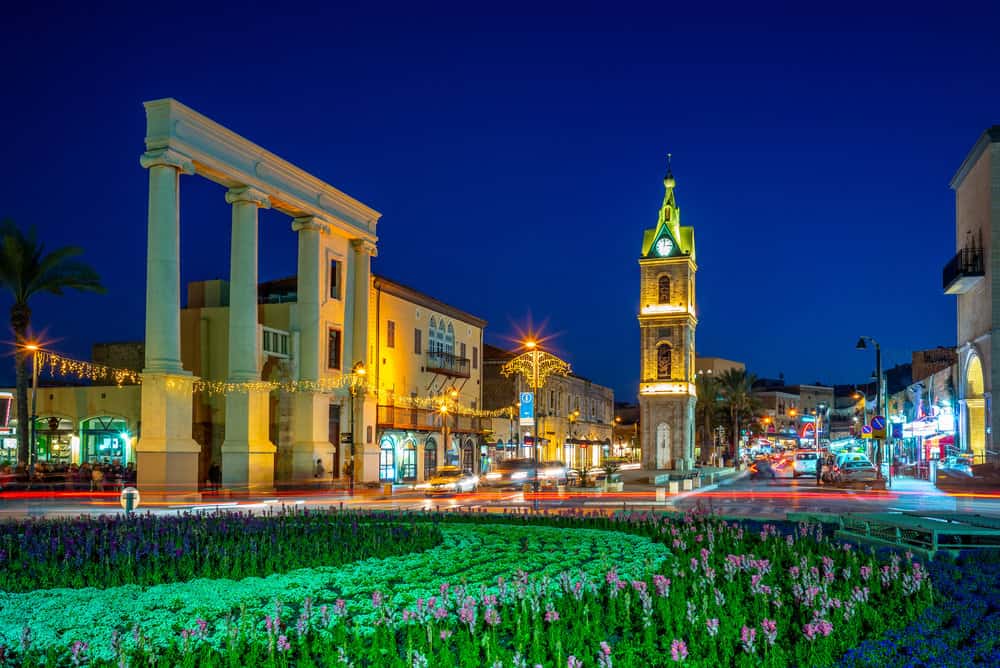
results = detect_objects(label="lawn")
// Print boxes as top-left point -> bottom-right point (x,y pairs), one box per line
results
0,508 -> 943,667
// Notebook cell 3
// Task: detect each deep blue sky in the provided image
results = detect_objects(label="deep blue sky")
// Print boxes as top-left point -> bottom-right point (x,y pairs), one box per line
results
2,1 -> 999,399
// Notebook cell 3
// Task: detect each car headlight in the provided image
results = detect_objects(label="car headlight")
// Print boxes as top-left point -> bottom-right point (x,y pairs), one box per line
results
511,471 -> 528,481
485,472 -> 502,480
415,483 -> 430,489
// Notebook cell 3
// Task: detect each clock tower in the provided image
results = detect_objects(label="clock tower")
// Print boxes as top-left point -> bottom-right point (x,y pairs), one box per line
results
638,161 -> 697,471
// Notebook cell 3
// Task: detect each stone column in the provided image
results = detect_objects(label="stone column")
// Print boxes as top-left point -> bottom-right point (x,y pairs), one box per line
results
289,216 -> 333,481
221,186 -> 276,491
349,239 -> 376,480
136,149 -> 201,499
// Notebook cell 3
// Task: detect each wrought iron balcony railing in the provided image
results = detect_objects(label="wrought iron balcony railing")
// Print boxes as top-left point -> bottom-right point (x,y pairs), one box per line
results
426,350 -> 471,378
943,247 -> 985,295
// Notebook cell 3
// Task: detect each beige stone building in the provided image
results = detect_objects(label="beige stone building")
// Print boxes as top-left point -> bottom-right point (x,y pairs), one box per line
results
637,165 -> 697,471
945,126 -> 999,465
695,357 -> 744,377
482,344 -> 613,469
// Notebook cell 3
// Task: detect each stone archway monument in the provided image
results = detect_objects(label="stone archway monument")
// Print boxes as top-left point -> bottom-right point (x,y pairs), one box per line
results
137,99 -> 380,497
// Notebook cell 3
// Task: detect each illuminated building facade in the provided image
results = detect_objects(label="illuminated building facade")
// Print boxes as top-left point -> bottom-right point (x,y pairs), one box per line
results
637,164 -> 697,470
945,126 -> 999,465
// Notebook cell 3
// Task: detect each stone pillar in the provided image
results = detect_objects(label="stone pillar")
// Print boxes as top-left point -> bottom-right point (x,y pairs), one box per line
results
136,149 -> 201,499
288,216 -> 333,481
349,239 -> 376,480
221,186 -> 276,491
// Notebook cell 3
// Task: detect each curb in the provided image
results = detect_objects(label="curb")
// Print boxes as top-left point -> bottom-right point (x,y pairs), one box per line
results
667,470 -> 749,504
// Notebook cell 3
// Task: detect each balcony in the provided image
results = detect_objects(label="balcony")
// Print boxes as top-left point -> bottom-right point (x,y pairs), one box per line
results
426,350 -> 471,378
261,326 -> 290,358
377,405 -> 486,433
943,247 -> 985,295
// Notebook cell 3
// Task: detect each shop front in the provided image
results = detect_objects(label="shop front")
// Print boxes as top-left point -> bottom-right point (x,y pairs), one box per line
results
80,416 -> 131,464
34,417 -> 75,465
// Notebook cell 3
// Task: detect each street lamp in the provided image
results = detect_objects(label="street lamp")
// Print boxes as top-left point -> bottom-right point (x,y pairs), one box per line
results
852,390 -> 869,443
814,403 -> 827,450
348,361 -> 366,493
612,415 -> 622,457
500,338 -> 570,510
22,343 -> 40,477
439,388 -> 459,468
568,409 -> 580,468
856,336 -> 886,483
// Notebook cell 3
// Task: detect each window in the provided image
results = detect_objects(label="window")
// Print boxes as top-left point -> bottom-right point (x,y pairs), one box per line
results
424,438 -> 438,479
387,321 -> 396,348
472,346 -> 478,369
657,344 -> 672,380
414,328 -> 422,354
329,259 -> 341,300
658,275 -> 671,304
446,323 -> 455,355
379,438 -> 395,482
460,342 -> 467,360
400,440 -> 417,481
658,327 -> 673,339
328,329 -> 341,370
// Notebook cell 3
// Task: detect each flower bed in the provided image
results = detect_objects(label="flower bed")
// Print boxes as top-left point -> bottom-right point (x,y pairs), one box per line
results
0,510 -> 935,667
0,521 -> 668,664
839,549 -> 1000,667
0,509 -> 443,592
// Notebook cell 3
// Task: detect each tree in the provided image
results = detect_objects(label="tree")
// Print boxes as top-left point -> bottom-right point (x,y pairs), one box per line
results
695,374 -> 723,463
718,368 -> 759,460
0,220 -> 104,465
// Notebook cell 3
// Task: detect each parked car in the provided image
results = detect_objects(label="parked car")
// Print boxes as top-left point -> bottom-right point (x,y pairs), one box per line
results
792,450 -> 820,478
941,456 -> 974,477
482,458 -> 537,488
423,466 -> 479,495
839,460 -> 878,483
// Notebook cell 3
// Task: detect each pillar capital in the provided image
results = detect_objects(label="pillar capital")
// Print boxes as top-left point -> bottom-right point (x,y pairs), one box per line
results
140,148 -> 195,174
351,238 -> 378,257
292,215 -> 330,234
226,186 -> 271,208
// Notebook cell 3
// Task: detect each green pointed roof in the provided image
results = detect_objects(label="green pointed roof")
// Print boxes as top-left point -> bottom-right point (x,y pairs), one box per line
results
640,166 -> 695,261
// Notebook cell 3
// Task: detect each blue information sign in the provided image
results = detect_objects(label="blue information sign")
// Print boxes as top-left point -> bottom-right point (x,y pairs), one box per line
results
519,392 -> 534,426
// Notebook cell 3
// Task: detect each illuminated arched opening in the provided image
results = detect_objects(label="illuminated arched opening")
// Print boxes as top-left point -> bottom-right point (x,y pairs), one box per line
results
966,354 -> 986,463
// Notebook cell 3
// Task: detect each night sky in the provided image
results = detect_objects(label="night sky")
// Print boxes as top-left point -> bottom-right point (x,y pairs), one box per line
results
2,2 -> 999,399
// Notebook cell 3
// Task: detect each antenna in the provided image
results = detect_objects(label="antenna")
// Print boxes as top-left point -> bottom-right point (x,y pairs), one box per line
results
666,152 -> 673,177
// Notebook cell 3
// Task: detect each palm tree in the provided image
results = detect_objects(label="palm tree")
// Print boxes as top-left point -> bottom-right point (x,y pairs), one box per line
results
718,368 -> 759,461
695,374 -> 723,463
0,220 -> 104,465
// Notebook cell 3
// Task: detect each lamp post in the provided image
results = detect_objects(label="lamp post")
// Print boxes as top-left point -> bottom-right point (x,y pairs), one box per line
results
852,390 -> 869,447
348,361 -> 366,493
568,409 -> 580,468
856,336 -> 886,483
500,339 -> 570,511
439,388 -> 458,468
22,343 -> 40,478
612,415 -> 622,458
814,403 -> 827,451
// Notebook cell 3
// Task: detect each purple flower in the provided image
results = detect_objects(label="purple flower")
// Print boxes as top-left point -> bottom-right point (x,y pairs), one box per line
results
485,607 -> 501,626
740,625 -> 757,654
372,590 -> 383,608
670,639 -> 688,662
706,618 -> 719,636
276,635 -> 291,652
761,618 -> 777,646
568,656 -> 584,668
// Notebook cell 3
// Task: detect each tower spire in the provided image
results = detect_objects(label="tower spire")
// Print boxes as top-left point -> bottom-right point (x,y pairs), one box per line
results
664,152 -> 675,189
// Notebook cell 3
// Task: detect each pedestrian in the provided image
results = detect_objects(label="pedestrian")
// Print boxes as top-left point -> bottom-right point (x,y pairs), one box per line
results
314,458 -> 325,479
91,464 -> 105,492
208,462 -> 221,491
345,458 -> 355,494
816,453 -> 824,486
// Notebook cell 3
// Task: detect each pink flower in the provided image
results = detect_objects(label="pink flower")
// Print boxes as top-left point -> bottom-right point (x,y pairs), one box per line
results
545,608 -> 560,623
372,591 -> 384,608
439,630 -> 453,640
653,575 -> 671,597
761,618 -> 777,646
485,607 -> 501,626
860,565 -> 872,581
568,656 -> 583,668
706,618 -> 719,636
740,625 -> 757,653
276,635 -> 291,653
600,641 -> 612,656
670,639 -> 688,661
334,598 -> 347,616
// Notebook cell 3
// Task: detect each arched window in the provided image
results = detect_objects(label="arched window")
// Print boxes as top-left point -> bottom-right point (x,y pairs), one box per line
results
462,439 -> 475,472
379,437 -> 396,482
446,323 -> 455,355
658,275 -> 671,304
424,437 -> 438,479
400,439 -> 417,481
657,344 -> 672,380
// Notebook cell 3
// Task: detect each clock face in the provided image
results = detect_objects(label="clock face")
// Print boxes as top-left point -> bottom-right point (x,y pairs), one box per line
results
655,237 -> 674,257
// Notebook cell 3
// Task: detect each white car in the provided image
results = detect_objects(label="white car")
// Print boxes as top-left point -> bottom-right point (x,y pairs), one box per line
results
839,460 -> 878,482
423,466 -> 479,495
792,451 -> 820,478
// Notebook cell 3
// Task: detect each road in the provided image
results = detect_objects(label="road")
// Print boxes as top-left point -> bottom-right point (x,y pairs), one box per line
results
3,469 -> 1000,519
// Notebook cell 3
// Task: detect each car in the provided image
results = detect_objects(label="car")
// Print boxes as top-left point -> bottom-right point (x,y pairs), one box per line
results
749,457 -> 776,480
538,461 -> 568,486
792,450 -> 820,478
423,466 -> 479,495
941,456 -> 974,477
482,458 -> 538,488
839,460 -> 878,483
835,452 -> 872,471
